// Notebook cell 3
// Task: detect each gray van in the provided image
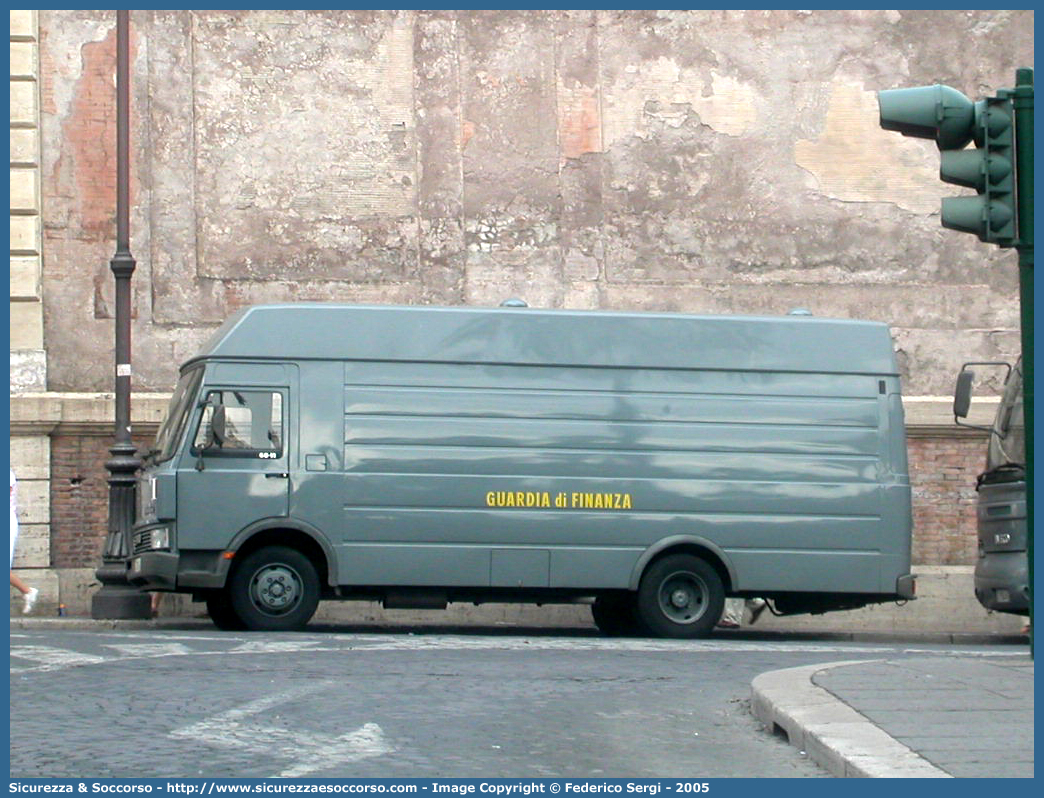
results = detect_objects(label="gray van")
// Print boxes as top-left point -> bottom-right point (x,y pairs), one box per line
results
128,303 -> 915,636
954,358 -> 1027,615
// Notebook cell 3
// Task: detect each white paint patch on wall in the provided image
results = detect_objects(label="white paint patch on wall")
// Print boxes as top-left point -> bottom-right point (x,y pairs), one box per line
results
795,80 -> 941,214
602,59 -> 758,148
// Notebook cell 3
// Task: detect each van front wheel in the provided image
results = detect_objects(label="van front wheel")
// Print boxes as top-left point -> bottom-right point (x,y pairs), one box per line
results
205,592 -> 247,631
636,554 -> 723,639
229,546 -> 320,631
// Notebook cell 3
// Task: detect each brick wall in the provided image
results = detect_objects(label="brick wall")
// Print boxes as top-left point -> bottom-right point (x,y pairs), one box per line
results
49,432 -> 153,568
908,433 -> 988,565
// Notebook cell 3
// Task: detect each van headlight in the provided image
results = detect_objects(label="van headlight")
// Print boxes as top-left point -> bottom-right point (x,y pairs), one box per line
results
150,527 -> 171,550
137,476 -> 157,522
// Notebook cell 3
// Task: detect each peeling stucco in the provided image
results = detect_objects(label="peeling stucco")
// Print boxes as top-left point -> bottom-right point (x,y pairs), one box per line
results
795,80 -> 940,214
38,9 -> 1032,395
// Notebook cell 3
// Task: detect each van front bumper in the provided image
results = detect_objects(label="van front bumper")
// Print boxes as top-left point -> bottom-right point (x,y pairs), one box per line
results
974,552 -> 1029,613
127,550 -> 231,591
127,552 -> 179,591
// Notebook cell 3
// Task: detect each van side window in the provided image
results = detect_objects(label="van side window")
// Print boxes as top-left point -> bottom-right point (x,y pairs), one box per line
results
192,390 -> 283,457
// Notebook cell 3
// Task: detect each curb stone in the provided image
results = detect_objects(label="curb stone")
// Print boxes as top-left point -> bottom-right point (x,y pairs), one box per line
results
751,661 -> 952,778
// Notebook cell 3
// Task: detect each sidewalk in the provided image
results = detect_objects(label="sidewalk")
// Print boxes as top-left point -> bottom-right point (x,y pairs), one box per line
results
752,654 -> 1034,778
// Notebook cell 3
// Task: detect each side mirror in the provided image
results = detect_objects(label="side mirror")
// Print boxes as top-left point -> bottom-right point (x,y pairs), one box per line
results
953,361 -> 1012,433
953,369 -> 975,420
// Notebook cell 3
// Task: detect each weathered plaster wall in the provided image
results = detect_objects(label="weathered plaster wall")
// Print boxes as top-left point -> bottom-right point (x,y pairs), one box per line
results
39,9 -> 1031,395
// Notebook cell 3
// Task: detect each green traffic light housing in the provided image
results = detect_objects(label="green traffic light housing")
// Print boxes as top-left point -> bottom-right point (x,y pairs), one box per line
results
940,145 -> 1011,190
877,83 -> 1017,246
878,84 -> 976,149
941,96 -> 1015,242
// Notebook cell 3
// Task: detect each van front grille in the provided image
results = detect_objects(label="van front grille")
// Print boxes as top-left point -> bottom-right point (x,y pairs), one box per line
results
132,529 -> 154,555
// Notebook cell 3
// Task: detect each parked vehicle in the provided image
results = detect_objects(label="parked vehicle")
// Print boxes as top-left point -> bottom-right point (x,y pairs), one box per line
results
128,303 -> 915,635
954,358 -> 1028,615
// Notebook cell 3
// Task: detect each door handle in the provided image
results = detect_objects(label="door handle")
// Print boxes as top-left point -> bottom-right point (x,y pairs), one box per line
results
265,472 -> 289,479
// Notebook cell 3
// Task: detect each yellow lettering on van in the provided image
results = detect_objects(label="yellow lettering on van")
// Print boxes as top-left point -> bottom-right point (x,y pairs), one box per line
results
566,491 -> 634,510
486,491 -> 554,509
489,489 -> 633,510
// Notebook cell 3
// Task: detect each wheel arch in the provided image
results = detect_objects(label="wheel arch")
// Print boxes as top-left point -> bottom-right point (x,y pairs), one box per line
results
629,535 -> 735,594
226,519 -> 333,589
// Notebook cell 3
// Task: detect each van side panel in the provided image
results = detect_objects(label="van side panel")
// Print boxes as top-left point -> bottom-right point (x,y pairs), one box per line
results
334,361 -> 893,593
289,359 -> 347,584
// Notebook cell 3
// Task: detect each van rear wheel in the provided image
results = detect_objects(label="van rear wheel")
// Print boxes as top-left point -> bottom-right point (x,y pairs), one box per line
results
636,554 -> 723,639
229,545 -> 320,631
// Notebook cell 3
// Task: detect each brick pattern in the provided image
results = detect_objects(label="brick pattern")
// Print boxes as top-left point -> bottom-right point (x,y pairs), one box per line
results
49,432 -> 153,568
46,429 -> 987,569
908,434 -> 986,565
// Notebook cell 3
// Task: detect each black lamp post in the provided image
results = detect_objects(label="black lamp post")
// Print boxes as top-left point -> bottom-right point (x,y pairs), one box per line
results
91,10 -> 151,619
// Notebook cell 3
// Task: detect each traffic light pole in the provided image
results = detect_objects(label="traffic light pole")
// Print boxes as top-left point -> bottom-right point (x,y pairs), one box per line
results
1013,68 -> 1033,654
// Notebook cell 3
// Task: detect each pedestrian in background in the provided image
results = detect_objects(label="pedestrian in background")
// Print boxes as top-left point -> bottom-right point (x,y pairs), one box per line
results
717,597 -> 767,629
10,468 -> 39,614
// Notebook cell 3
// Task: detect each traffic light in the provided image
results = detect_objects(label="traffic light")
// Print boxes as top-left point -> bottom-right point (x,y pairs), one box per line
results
878,84 -> 1016,247
880,70 -> 1033,657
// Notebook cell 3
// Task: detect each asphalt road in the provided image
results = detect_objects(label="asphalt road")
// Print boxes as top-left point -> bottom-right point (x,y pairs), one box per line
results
8,625 -> 1012,779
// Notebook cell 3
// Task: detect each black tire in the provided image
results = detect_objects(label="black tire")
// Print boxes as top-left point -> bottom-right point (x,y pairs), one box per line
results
206,592 -> 247,631
636,554 -> 724,639
591,593 -> 644,636
228,545 -> 320,631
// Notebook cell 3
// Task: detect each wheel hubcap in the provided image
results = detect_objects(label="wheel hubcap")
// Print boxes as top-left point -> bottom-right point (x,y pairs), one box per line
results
251,564 -> 301,615
658,571 -> 708,624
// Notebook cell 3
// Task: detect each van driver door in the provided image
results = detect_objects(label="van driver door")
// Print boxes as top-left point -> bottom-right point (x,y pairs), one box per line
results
176,387 -> 290,551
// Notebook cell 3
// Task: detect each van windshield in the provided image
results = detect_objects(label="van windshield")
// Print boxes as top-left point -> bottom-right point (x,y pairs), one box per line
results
987,359 -> 1024,471
152,368 -> 203,463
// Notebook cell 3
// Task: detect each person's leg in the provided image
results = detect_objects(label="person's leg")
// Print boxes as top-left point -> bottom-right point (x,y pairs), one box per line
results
10,571 -> 30,595
717,597 -> 743,628
11,571 -> 38,613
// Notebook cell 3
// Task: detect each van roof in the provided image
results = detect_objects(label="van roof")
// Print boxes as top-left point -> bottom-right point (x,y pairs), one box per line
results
187,303 -> 899,375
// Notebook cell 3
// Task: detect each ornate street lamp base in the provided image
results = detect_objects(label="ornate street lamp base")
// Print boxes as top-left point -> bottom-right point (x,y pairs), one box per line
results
91,582 -> 152,619
91,441 -> 152,620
